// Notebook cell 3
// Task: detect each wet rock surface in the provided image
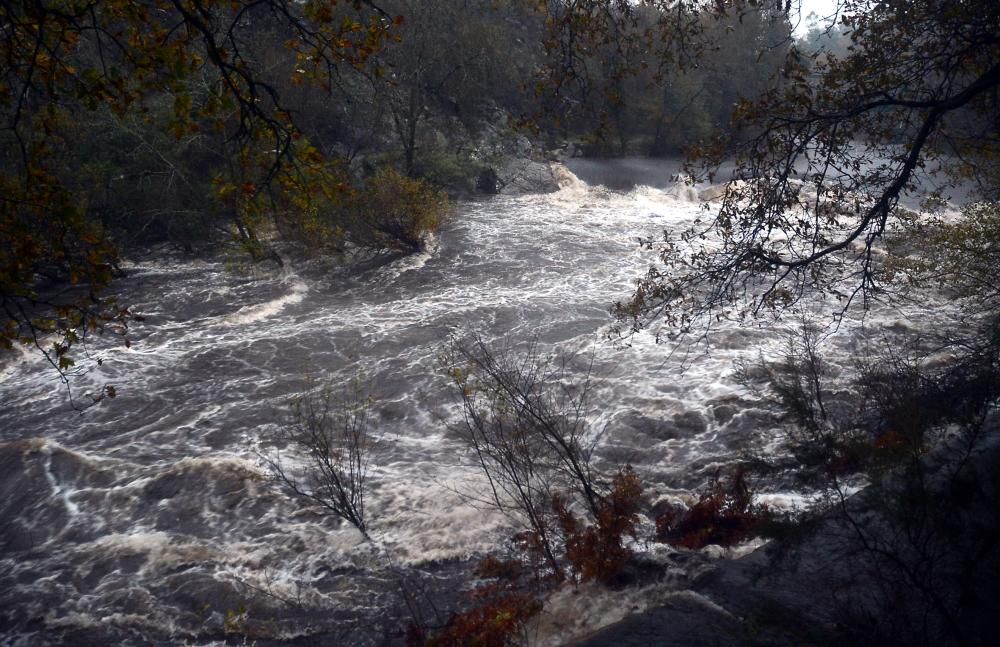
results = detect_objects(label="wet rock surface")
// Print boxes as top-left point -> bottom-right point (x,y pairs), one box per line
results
576,435 -> 1000,647
498,159 -> 561,194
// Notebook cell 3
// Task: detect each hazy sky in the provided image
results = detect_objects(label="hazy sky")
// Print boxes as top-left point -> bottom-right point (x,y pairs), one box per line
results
793,0 -> 843,35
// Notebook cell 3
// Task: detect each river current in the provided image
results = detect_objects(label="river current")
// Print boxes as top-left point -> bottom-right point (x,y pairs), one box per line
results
0,159 -> 964,645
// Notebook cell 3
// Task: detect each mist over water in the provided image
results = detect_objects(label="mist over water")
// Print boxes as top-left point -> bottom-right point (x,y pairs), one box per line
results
0,160 -> 964,644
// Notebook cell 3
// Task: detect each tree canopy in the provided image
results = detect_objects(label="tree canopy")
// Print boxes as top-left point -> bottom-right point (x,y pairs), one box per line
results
610,0 -> 1000,337
1,0 -> 399,392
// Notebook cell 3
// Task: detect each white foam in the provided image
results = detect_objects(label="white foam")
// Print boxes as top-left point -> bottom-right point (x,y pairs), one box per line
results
41,452 -> 80,516
366,464 -> 512,564
663,180 -> 700,202
552,163 -> 587,191
0,340 -> 37,382
372,233 -> 440,283
222,265 -> 308,327
92,531 -> 173,555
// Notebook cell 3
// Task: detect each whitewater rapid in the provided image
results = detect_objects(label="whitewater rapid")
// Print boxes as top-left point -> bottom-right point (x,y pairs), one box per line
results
0,161 -> 965,645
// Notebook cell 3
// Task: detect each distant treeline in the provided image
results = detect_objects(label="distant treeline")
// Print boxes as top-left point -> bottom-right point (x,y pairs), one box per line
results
6,2 -> 810,252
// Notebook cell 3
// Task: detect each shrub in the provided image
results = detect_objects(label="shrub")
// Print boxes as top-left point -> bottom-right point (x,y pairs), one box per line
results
738,318 -> 1000,645
412,149 -> 488,194
348,167 -> 449,253
418,468 -> 642,647
414,556 -> 543,647
444,335 -> 605,580
555,467 -> 642,584
655,466 -> 769,550
262,379 -> 375,538
423,592 -> 542,647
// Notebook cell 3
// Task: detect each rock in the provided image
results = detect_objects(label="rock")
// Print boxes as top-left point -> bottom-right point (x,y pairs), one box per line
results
476,167 -> 500,194
672,410 -> 708,435
574,592 -> 743,646
497,159 -> 560,195
553,141 -> 581,158
512,134 -> 533,157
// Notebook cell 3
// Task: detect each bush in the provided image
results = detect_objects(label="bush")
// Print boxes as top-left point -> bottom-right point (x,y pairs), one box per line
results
655,466 -> 769,550
414,469 -> 642,645
739,319 -> 1000,645
412,149 -> 488,195
556,467 -> 642,583
262,380 -> 375,538
409,556 -> 542,647
444,335 -> 605,580
348,167 -> 449,253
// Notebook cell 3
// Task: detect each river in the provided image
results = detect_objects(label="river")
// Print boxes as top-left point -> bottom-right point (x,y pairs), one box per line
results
0,158 -> 964,645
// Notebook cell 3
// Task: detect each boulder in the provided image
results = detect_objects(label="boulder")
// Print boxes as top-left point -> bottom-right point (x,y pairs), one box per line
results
497,159 -> 560,195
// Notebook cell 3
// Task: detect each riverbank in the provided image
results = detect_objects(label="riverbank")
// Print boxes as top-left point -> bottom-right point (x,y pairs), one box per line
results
577,426 -> 1000,646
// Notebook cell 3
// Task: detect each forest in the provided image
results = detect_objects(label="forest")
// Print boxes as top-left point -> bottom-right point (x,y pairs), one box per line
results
1,0 -> 999,645
1,0 -> 800,376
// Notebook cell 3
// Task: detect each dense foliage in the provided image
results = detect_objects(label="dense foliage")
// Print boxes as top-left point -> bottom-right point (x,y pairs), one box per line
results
0,0 -> 399,390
